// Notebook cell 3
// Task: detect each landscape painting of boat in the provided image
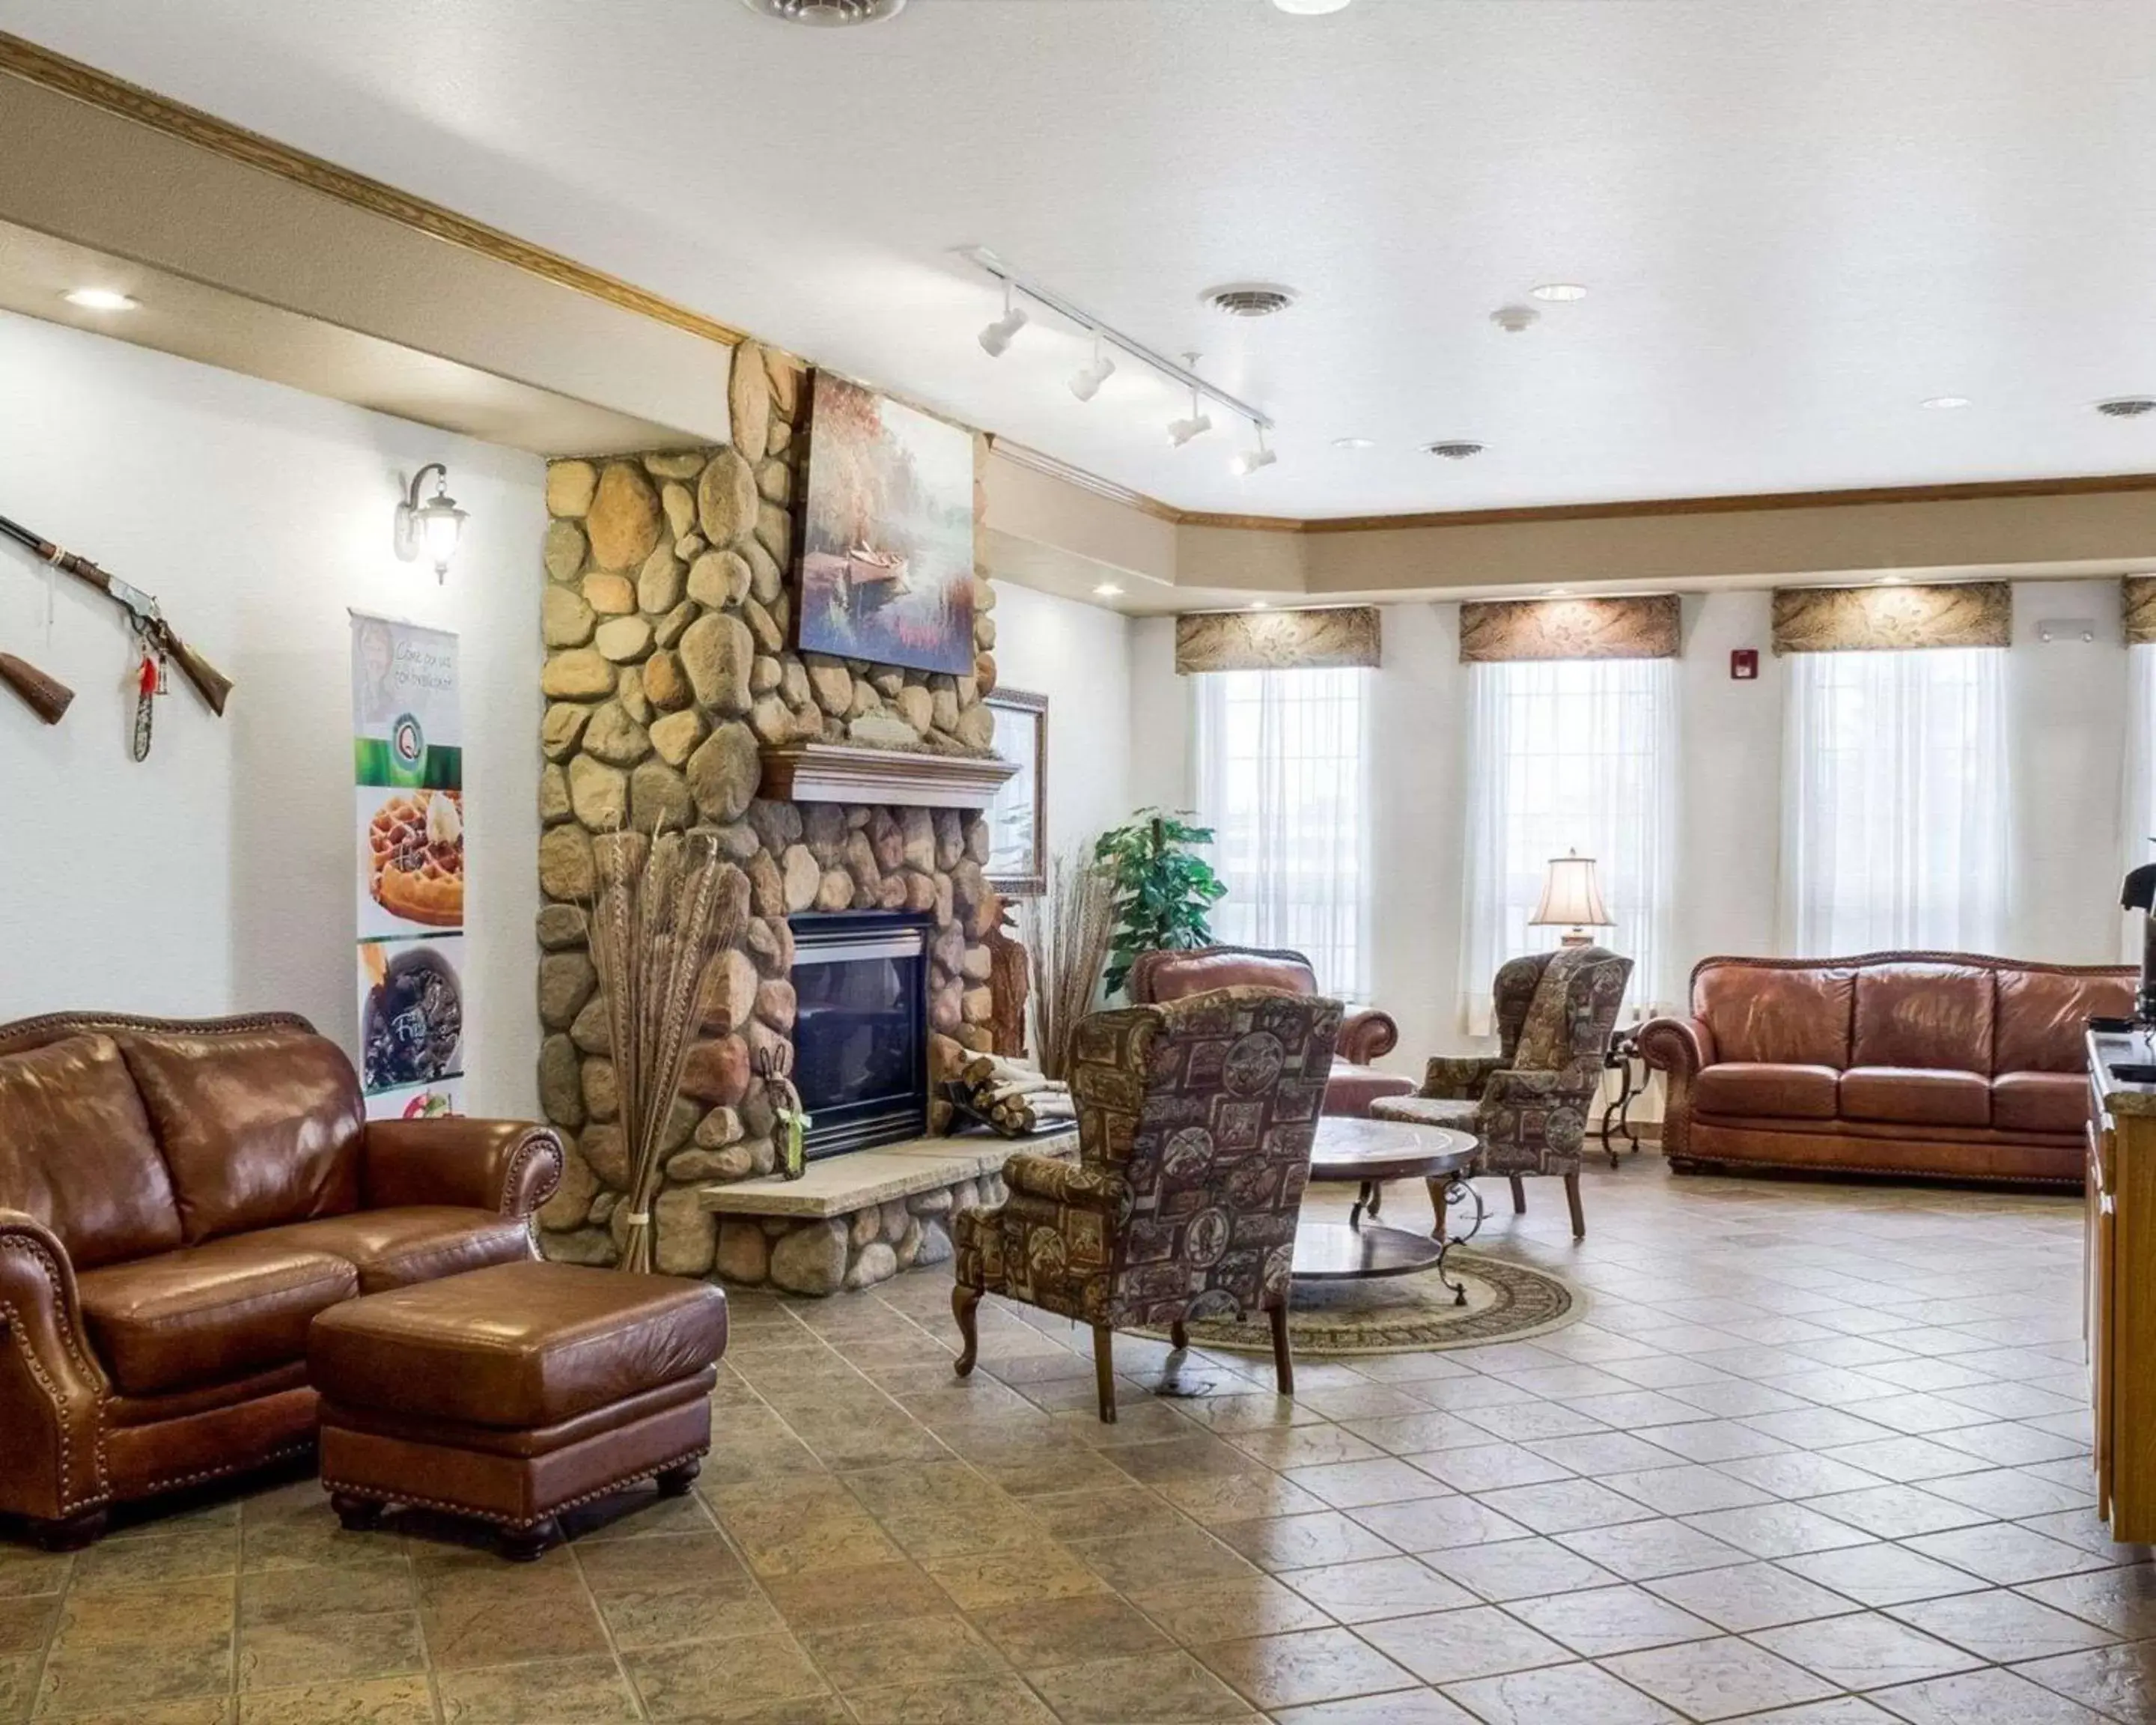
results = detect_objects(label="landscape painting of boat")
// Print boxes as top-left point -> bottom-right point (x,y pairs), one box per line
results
799,371 -> 977,675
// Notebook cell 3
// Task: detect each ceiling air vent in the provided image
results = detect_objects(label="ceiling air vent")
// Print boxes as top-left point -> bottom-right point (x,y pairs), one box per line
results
2097,397 -> 2156,419
1202,282 -> 1299,319
740,0 -> 907,25
1424,440 -> 1486,460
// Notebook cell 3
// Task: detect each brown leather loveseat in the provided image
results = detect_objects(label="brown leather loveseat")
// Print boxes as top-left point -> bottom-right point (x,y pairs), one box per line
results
1639,953 -> 2131,1187
0,1011 -> 563,1546
1129,943 -> 1414,1116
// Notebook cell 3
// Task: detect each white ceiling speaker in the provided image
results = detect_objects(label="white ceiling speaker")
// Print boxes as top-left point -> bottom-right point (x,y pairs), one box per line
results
740,0 -> 907,24
1424,440 -> 1486,460
1490,305 -> 1541,333
978,283 -> 1027,358
1202,282 -> 1298,318
2098,397 -> 2156,419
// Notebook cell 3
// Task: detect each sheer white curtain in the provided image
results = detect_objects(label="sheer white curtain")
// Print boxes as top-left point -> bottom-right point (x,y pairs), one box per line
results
1193,666 -> 1371,1000
2125,645 -> 2156,961
1779,647 -> 2009,955
1458,657 -> 1678,1034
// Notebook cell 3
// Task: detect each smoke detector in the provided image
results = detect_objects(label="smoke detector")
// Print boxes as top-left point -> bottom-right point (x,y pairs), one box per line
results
1424,440 -> 1486,460
2097,397 -> 2156,419
1202,282 -> 1298,318
740,0 -> 907,24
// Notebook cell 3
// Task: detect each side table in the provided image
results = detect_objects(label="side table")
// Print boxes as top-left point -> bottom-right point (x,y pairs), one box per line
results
1598,1026 -> 1648,1167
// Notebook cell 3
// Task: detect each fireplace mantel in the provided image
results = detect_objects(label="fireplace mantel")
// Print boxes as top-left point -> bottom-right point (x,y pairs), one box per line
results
758,741 -> 1018,811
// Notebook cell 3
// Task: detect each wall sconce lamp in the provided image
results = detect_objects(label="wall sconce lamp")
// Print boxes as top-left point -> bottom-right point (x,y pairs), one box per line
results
395,463 -> 467,582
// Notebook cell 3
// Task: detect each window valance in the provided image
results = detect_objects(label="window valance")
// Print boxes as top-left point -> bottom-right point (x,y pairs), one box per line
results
2124,576 -> 2156,646
1175,606 -> 1381,674
1457,594 -> 1680,664
1771,581 -> 2010,653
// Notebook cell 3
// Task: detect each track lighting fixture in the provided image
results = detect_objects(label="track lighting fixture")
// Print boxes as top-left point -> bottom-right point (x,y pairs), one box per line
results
1169,402 -> 1214,448
1234,428 -> 1277,475
978,282 -> 1027,357
1069,334 -> 1115,402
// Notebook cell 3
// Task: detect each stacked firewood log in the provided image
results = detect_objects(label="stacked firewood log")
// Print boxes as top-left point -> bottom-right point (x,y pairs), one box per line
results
954,1055 -> 1075,1136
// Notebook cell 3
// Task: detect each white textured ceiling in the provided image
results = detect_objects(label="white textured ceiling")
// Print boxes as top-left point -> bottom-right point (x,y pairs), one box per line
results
6,0 -> 2156,517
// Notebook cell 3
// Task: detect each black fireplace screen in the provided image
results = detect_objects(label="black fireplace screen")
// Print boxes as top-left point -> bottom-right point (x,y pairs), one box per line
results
787,911 -> 932,1159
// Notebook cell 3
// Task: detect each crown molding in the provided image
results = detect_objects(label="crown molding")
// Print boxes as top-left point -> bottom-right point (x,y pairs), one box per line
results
0,31 -> 750,350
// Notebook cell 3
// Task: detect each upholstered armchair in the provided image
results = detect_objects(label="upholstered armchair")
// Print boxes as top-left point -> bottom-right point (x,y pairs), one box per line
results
950,987 -> 1342,1422
1372,946 -> 1632,1239
1128,944 -> 1411,1118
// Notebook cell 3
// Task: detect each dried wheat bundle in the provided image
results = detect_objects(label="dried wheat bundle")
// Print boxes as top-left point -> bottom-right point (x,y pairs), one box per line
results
1023,844 -> 1114,1083
585,827 -> 742,1274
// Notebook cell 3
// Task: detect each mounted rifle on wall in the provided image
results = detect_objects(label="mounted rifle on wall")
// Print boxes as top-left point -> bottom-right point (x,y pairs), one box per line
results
0,514 -> 232,758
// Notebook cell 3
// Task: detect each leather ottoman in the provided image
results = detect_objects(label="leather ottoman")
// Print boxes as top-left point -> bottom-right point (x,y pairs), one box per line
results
307,1259 -> 728,1559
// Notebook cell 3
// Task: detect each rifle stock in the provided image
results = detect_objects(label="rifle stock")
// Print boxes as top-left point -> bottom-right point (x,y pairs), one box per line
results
0,651 -> 74,725
161,629 -> 233,717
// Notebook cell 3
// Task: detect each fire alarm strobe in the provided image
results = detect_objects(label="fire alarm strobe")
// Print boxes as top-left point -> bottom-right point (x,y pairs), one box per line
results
1731,649 -> 1759,680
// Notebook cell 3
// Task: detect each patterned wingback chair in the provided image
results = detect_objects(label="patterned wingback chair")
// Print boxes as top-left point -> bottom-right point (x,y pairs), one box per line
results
1371,946 -> 1632,1239
950,987 -> 1342,1423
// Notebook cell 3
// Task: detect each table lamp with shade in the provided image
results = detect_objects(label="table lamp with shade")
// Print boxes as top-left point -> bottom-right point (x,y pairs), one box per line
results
1529,849 -> 1614,947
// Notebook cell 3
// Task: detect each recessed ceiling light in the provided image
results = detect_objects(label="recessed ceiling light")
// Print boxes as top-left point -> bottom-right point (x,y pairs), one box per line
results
1093,582 -> 1122,598
1877,575 -> 1908,586
1333,436 -> 1375,451
740,0 -> 907,23
1547,587 -> 1573,596
1529,283 -> 1589,303
63,288 -> 137,311
1272,0 -> 1352,13
1921,396 -> 1971,410
1249,600 -> 1273,611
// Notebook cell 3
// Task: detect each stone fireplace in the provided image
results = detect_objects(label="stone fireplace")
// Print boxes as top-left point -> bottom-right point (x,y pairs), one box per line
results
529,339 -> 1033,1289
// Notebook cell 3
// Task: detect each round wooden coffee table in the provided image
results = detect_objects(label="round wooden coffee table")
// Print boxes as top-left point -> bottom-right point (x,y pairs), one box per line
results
1294,1116 -> 1485,1303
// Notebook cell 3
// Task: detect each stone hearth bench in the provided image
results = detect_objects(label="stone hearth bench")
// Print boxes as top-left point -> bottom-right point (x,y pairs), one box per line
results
699,1130 -> 1077,1295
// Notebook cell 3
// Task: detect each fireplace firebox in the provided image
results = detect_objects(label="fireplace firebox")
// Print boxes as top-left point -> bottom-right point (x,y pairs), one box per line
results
787,910 -> 932,1160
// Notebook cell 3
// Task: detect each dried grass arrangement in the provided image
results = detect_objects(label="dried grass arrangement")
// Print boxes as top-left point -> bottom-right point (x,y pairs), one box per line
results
1020,844 -> 1115,1083
584,828 -> 743,1274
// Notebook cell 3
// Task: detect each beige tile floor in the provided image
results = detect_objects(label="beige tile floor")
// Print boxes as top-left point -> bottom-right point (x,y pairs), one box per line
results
2,1157 -> 2147,1724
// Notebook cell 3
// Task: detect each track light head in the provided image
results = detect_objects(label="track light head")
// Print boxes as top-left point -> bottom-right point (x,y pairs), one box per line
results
1168,412 -> 1214,448
978,283 -> 1027,357
1069,346 -> 1116,402
1233,428 -> 1277,475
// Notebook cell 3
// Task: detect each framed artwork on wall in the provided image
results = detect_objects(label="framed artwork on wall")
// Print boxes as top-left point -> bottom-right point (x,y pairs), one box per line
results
798,371 -> 977,675
984,687 -> 1047,898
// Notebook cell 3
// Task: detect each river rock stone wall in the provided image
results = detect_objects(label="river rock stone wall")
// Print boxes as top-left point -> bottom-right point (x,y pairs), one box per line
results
533,342 -> 1002,1275
715,1169 -> 1010,1297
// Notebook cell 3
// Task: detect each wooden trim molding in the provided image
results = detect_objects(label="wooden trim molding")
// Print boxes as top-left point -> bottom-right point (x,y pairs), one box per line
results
1175,606 -> 1381,673
1459,595 -> 1680,663
757,743 -> 1017,811
2125,576 -> 2156,647
1770,581 -> 2012,654
0,31 -> 751,350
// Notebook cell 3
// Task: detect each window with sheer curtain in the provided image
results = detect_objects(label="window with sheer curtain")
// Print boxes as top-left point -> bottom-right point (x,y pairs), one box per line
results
2125,644 -> 2156,962
1780,646 -> 2009,955
1193,666 -> 1371,1001
1458,657 -> 1678,1035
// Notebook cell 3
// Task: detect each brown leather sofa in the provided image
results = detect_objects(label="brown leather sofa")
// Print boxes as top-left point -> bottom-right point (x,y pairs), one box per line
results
1639,953 -> 2131,1187
1127,944 -> 1414,1116
0,1011 -> 563,1546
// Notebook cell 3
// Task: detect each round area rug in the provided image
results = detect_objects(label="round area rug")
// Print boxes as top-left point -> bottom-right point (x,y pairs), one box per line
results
1134,1253 -> 1583,1357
